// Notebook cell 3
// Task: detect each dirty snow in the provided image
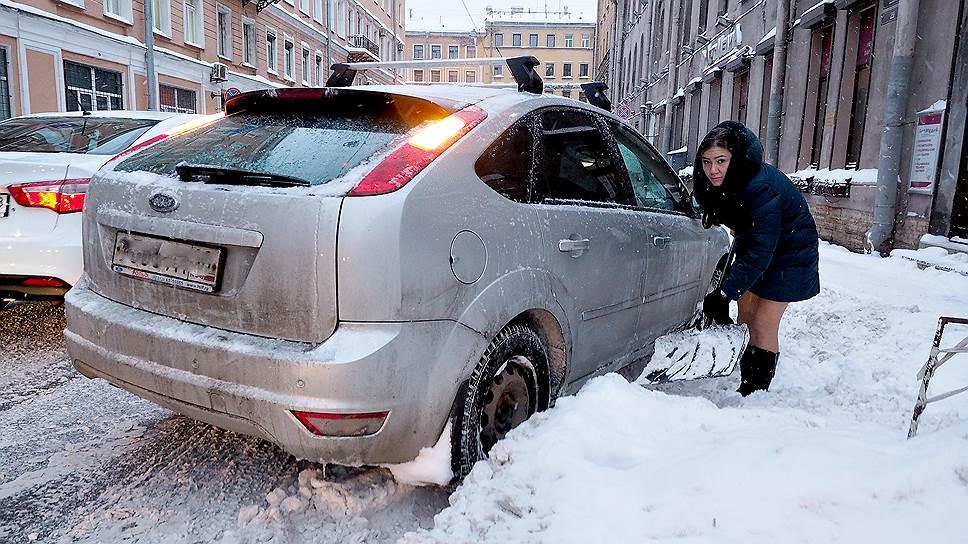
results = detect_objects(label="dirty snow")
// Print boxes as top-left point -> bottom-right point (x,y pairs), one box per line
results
384,423 -> 455,487
404,242 -> 968,543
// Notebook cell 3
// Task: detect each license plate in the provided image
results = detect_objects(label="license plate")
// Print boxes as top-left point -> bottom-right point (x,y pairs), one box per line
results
112,232 -> 222,293
0,194 -> 8,218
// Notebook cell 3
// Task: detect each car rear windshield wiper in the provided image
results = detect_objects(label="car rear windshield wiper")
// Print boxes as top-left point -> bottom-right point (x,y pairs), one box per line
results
175,162 -> 311,187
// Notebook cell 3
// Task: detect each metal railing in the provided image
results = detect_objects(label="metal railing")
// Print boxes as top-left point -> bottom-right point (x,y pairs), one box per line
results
349,35 -> 380,58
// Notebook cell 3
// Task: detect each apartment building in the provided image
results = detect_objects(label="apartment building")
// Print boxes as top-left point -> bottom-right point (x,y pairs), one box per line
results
0,0 -> 405,117
402,29 -> 481,84
480,8 -> 595,98
599,0 -> 968,251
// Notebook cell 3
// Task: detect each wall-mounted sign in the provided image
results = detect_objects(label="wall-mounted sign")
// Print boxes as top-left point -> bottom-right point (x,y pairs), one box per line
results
909,104 -> 946,194
700,25 -> 743,68
224,87 -> 242,98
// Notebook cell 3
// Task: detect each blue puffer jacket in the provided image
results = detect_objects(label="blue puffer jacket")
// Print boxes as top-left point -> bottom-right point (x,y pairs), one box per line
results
694,121 -> 820,303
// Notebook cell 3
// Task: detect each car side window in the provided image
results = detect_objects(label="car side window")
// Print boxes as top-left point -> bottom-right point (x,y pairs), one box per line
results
475,116 -> 536,203
536,109 -> 630,205
609,122 -> 688,212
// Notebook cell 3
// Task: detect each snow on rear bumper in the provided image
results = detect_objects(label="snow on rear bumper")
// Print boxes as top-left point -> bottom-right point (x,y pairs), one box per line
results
63,280 -> 481,464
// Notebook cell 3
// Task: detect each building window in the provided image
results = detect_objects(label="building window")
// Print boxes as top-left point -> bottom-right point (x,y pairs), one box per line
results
448,45 -> 459,59
546,34 -> 555,47
413,44 -> 424,59
564,34 -> 573,47
104,0 -> 133,23
579,63 -> 588,77
431,44 -> 441,59
493,65 -> 503,78
266,28 -> 278,73
733,69 -> 750,126
431,69 -> 441,82
152,0 -> 171,35
302,46 -> 311,84
183,0 -> 203,46
494,33 -> 504,47
337,1 -> 346,36
242,19 -> 256,66
759,54 -> 773,137
0,48 -> 10,120
562,89 -> 572,99
809,25 -> 835,167
448,70 -> 458,83
846,8 -> 876,167
581,34 -> 590,48
512,33 -> 521,47
529,34 -> 538,47
718,0 -> 729,16
698,0 -> 709,35
315,52 -> 323,85
64,61 -> 123,112
466,45 -> 476,58
299,0 -> 309,15
160,84 -> 197,113
314,0 -> 323,23
413,69 -> 424,82
466,70 -> 476,83
563,63 -> 572,77
217,5 -> 232,59
284,37 -> 294,80
545,63 -> 554,77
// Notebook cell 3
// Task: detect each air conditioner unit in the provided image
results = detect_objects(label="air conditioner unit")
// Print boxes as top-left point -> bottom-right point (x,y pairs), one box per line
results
210,62 -> 228,83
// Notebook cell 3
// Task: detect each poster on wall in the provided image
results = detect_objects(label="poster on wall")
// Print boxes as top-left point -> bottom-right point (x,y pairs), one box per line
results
908,102 -> 946,194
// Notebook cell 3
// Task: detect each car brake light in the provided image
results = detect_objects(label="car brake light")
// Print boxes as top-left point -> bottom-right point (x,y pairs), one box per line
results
291,410 -> 390,437
8,179 -> 89,213
348,106 -> 487,197
104,112 -> 226,167
23,277 -> 66,287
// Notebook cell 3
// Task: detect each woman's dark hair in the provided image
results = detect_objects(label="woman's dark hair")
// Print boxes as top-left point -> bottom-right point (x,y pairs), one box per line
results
693,121 -> 765,227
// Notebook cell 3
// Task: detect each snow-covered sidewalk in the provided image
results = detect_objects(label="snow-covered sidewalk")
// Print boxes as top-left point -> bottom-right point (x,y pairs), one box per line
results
404,243 -> 968,543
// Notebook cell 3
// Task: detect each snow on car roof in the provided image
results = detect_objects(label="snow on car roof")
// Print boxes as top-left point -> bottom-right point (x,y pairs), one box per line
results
8,110 -> 198,121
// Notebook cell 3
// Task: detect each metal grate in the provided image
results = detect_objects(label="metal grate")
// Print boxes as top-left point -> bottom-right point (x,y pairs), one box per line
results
0,48 -> 10,120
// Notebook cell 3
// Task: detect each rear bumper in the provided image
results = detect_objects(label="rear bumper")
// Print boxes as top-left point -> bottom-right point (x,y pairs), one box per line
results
0,214 -> 82,296
64,280 -> 484,464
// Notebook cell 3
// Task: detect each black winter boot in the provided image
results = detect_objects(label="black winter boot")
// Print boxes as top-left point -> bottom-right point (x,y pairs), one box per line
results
737,346 -> 779,396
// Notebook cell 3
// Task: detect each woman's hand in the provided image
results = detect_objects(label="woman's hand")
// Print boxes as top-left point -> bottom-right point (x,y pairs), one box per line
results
702,289 -> 734,325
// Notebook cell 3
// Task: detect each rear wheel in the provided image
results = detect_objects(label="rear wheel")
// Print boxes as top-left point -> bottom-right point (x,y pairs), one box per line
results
451,324 -> 546,479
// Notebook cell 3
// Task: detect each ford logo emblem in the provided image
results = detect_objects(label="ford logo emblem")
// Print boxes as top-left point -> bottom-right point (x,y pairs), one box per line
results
148,192 -> 178,213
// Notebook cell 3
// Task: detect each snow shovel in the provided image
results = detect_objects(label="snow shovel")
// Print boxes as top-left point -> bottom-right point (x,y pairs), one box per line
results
636,323 -> 749,384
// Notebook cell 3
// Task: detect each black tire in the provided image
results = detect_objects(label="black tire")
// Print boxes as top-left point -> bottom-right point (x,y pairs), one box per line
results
450,324 -> 548,480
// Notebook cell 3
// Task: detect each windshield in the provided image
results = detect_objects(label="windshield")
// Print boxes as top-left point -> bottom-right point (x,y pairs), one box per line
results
0,116 -> 158,155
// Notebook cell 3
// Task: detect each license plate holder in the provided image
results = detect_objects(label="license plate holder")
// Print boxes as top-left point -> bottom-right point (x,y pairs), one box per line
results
112,231 -> 223,293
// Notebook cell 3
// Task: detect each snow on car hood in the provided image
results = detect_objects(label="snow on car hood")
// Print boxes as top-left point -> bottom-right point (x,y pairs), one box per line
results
0,152 -> 108,186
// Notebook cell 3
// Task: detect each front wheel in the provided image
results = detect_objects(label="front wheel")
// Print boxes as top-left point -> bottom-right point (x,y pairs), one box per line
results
450,324 -> 547,480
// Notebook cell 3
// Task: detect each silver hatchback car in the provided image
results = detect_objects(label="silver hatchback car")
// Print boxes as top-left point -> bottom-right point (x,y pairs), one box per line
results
64,84 -> 729,478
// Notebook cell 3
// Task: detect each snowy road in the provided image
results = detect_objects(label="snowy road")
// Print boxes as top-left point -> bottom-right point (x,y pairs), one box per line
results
3,244 -> 968,543
0,302 -> 448,544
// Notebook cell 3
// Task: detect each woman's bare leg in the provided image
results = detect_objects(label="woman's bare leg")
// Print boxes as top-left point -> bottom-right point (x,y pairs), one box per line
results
737,291 -> 759,326
748,298 -> 790,352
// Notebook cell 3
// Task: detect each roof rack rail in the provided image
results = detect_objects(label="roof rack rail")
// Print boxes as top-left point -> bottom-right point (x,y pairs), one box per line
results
326,56 -> 545,94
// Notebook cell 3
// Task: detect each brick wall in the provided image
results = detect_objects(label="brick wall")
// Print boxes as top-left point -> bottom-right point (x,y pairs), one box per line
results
808,202 -> 928,253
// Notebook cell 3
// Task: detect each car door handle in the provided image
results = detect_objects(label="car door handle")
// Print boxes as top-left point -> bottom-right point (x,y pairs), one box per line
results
559,239 -> 591,252
653,236 -> 672,248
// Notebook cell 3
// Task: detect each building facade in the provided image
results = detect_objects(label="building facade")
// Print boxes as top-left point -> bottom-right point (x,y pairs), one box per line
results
402,29 -> 482,84
598,0 -> 968,251
480,9 -> 596,98
0,0 -> 405,117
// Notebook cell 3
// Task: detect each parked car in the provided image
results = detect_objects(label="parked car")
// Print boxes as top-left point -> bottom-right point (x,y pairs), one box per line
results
0,110 -> 206,307
63,86 -> 729,479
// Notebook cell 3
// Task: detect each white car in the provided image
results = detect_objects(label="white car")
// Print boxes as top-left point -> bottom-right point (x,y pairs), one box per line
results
0,110 -> 205,307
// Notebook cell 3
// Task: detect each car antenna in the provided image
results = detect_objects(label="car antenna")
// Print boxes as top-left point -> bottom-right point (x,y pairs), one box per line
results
66,87 -> 92,116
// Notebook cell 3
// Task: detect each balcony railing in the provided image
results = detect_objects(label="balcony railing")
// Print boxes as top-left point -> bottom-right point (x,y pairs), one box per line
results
349,35 -> 380,58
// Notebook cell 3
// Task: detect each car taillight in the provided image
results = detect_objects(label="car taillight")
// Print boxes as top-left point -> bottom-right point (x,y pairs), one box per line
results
8,179 -> 89,213
348,106 -> 488,197
291,410 -> 390,437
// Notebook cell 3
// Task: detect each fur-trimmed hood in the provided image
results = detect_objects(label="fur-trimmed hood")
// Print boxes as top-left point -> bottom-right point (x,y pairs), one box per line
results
693,121 -> 765,226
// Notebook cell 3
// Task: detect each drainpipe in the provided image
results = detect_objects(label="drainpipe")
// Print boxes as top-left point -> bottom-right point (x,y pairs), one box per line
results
144,0 -> 158,110
870,0 -> 920,254
764,0 -> 790,165
660,0 -> 681,153
610,0 -> 620,93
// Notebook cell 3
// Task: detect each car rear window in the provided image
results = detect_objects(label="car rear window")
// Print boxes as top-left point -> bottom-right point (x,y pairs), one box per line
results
0,116 -> 158,155
117,93 -> 447,187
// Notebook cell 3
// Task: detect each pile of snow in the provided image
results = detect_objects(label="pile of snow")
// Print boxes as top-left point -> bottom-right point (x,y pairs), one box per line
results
787,168 -> 879,186
678,165 -> 694,178
892,246 -> 968,276
384,423 -> 454,487
403,243 -> 968,543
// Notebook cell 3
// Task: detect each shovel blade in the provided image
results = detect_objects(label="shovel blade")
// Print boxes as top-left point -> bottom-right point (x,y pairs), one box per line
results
636,324 -> 750,384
